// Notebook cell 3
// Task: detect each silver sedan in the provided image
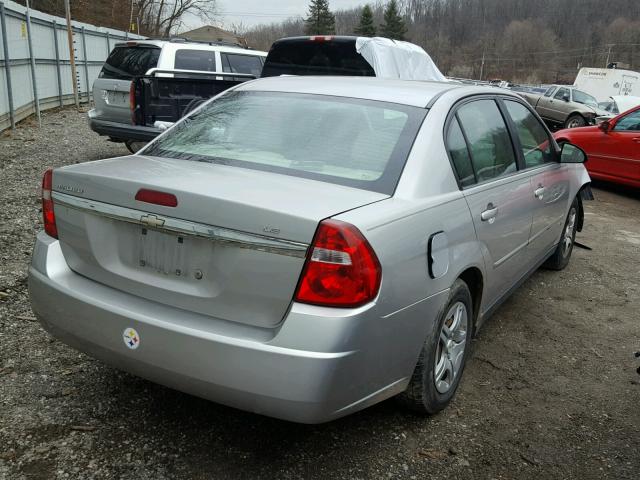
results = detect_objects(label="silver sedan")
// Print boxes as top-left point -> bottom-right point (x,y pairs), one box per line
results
29,76 -> 591,423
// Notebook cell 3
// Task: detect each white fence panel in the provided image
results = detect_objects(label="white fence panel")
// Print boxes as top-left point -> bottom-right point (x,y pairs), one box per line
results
0,0 -> 144,131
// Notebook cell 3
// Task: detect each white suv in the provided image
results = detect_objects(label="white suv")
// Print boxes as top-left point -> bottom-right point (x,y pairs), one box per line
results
88,39 -> 267,149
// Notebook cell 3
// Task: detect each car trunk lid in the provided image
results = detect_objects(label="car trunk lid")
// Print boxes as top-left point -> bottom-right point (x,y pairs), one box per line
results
51,155 -> 387,328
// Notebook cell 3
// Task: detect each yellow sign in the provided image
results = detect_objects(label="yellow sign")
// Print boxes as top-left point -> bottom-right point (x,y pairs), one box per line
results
20,21 -> 27,38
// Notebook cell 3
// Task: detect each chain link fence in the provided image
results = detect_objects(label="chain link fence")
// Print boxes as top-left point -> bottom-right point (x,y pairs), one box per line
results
0,0 -> 143,132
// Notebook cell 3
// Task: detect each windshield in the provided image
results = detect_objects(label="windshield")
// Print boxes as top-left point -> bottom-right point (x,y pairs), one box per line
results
142,91 -> 425,194
572,89 -> 598,108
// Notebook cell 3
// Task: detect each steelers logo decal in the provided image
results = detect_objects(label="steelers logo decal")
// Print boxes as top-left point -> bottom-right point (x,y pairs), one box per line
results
123,328 -> 141,350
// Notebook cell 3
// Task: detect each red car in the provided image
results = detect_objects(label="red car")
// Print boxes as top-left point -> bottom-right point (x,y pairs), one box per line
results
554,105 -> 640,188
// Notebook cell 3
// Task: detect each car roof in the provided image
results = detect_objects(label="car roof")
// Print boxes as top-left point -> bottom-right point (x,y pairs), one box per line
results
114,39 -> 266,56
237,76 -> 468,108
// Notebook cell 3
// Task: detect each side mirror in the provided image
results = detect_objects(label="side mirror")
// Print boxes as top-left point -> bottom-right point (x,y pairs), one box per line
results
598,120 -> 611,133
562,93 -> 570,102
560,143 -> 587,164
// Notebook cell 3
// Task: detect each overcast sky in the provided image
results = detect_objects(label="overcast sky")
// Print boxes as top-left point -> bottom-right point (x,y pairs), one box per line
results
186,0 -> 368,30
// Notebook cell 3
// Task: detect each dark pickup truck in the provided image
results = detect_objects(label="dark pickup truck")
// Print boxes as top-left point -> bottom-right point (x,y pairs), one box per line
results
130,69 -> 254,148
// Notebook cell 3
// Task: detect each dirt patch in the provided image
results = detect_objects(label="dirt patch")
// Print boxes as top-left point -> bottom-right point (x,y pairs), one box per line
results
0,108 -> 638,479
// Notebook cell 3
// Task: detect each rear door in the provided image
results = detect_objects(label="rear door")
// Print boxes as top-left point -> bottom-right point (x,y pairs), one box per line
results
93,44 -> 160,124
449,98 -> 534,307
501,99 -> 570,263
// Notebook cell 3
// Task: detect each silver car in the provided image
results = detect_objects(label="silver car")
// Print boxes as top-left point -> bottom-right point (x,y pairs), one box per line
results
29,77 -> 591,423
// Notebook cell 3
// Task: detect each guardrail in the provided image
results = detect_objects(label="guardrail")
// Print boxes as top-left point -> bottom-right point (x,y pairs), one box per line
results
0,0 -> 143,132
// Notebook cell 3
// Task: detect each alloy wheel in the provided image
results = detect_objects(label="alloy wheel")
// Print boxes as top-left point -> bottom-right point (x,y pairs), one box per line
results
434,301 -> 468,394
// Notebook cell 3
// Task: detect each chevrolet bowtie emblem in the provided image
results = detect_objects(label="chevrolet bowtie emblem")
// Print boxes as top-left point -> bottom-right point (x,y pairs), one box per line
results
140,214 -> 165,228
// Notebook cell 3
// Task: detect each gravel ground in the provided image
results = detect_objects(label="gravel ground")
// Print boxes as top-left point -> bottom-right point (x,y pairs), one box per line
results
1,108 -> 639,480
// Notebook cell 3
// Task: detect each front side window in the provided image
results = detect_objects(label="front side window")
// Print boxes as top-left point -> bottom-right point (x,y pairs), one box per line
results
613,110 -> 640,131
174,49 -> 216,71
221,53 -> 263,77
504,100 -> 555,168
456,100 -> 517,183
544,87 -> 555,97
143,91 -> 426,194
554,88 -> 569,101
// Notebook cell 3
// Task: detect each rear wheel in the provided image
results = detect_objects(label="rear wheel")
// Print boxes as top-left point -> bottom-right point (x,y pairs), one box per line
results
544,198 -> 578,270
397,279 -> 473,414
565,114 -> 586,129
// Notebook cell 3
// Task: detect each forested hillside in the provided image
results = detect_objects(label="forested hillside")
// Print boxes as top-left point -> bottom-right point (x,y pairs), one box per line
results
14,0 -> 640,83
244,0 -> 640,83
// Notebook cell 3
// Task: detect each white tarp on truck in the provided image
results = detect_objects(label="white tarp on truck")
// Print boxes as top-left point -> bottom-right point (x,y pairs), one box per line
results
355,37 -> 447,82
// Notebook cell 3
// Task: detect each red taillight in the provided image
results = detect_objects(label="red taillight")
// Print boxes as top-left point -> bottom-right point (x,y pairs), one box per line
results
134,189 -> 178,207
310,35 -> 333,42
130,81 -> 136,124
42,168 -> 58,238
294,219 -> 381,308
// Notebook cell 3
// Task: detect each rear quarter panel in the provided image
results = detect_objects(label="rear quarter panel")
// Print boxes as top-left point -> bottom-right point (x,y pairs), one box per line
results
334,99 -> 485,383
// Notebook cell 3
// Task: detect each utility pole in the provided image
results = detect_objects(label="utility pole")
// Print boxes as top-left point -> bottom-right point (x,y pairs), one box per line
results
129,0 -> 135,33
605,44 -> 613,68
64,0 -> 80,109
479,51 -> 485,82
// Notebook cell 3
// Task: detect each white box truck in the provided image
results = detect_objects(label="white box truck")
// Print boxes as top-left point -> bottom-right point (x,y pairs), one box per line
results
574,67 -> 639,103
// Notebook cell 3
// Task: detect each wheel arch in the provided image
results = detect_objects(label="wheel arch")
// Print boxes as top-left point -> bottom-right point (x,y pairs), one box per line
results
457,267 -> 483,333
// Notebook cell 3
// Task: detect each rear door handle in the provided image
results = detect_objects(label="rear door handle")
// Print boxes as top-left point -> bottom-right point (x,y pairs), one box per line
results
534,186 -> 545,199
632,137 -> 640,143
481,204 -> 498,222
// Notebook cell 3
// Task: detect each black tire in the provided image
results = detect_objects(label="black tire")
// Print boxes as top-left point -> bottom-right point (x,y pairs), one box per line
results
564,114 -> 586,129
397,279 -> 473,415
544,197 -> 579,270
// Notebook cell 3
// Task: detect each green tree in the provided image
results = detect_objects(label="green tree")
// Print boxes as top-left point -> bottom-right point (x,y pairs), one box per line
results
354,5 -> 376,37
304,0 -> 336,35
381,0 -> 407,40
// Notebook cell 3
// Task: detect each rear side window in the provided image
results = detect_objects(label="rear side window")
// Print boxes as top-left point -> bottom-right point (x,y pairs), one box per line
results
504,100 -> 555,168
174,49 -> 216,71
143,91 -> 425,194
221,53 -> 263,77
446,118 -> 475,187
456,100 -> 517,183
99,46 -> 160,80
261,40 -> 375,77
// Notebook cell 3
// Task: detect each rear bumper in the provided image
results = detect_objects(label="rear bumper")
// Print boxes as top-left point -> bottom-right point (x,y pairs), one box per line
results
88,110 -> 160,142
29,232 -> 448,423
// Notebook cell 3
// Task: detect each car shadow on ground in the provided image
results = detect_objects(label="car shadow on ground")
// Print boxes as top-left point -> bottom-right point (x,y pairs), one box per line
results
591,180 -> 640,200
87,364 -> 434,472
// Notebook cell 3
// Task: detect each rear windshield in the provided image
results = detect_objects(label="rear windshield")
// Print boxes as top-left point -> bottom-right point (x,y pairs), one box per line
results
99,45 -> 160,80
261,40 -> 375,77
142,91 -> 425,194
